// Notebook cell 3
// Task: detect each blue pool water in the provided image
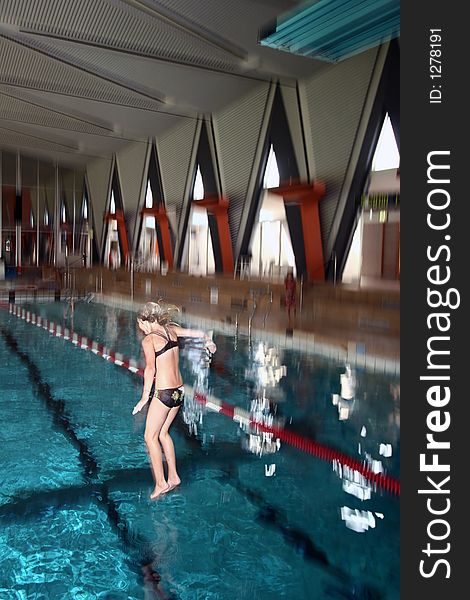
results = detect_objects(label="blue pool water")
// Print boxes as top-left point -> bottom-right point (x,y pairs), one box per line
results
0,301 -> 400,599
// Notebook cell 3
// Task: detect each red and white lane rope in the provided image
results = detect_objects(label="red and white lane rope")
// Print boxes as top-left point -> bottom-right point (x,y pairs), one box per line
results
6,304 -> 400,496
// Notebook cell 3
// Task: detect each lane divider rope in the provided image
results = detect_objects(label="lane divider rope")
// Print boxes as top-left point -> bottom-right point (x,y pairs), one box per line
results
5,303 -> 400,496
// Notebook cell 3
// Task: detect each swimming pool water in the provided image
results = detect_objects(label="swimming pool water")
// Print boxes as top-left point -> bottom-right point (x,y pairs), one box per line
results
0,301 -> 400,599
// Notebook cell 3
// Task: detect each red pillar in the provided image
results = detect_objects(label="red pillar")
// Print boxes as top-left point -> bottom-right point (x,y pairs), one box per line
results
141,206 -> 173,268
194,195 -> 234,274
103,209 -> 129,264
271,181 -> 326,281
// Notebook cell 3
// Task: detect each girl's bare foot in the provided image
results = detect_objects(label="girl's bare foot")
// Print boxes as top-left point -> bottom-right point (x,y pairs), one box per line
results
166,476 -> 181,491
150,483 -> 170,500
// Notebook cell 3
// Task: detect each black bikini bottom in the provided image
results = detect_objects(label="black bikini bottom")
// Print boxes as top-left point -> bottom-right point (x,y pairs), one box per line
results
150,385 -> 184,409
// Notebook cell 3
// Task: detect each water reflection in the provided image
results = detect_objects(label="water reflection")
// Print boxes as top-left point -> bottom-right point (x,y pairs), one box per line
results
240,342 -> 287,458
181,339 -> 288,460
181,336 -> 212,438
331,363 -> 356,421
330,364 -> 400,528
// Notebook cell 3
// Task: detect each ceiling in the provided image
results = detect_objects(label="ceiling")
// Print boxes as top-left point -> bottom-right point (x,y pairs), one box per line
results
0,0 -> 328,168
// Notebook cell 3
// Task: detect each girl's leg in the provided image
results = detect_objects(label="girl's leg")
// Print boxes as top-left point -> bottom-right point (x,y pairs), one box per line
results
159,406 -> 181,489
144,398 -> 171,498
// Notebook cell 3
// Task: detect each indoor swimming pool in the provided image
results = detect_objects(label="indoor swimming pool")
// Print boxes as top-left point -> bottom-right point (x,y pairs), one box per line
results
0,301 -> 400,600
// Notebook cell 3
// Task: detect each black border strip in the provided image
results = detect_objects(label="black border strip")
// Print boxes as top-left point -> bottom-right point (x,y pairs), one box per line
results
401,3 -> 466,596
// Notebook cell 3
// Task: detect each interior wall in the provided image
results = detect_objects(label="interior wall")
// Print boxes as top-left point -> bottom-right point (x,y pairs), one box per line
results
115,139 -> 149,253
280,84 -> 309,182
213,82 -> 272,254
382,220 -> 400,279
361,221 -> 383,278
157,119 -> 199,261
360,213 -> 400,281
3,45 -> 392,271
61,168 -> 84,256
299,47 -> 380,253
86,157 -> 112,252
39,163 -> 56,227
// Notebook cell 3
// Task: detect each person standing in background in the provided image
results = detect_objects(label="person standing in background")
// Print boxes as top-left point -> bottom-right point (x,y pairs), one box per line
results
284,270 -> 297,327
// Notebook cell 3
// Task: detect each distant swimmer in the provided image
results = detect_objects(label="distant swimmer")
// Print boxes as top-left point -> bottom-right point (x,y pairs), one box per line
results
133,301 -> 216,499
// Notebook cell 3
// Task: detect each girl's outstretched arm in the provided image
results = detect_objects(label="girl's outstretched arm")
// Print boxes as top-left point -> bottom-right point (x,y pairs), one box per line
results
173,326 -> 217,354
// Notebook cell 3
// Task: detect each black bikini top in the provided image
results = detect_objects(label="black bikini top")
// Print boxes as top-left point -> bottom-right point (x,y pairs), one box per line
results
147,328 -> 179,358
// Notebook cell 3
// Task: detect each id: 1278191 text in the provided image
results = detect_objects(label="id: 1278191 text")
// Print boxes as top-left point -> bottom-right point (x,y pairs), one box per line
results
429,29 -> 442,104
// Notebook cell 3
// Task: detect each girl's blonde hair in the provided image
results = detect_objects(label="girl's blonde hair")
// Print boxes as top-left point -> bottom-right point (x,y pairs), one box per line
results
137,301 -> 180,327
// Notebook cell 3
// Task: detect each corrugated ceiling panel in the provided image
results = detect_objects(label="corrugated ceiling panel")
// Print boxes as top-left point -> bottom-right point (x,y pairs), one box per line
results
0,37 -> 161,110
86,156 -> 112,252
0,86 -> 112,135
115,140 -> 149,251
0,0 -> 242,72
151,0 -> 276,48
213,83 -> 270,250
157,119 -> 198,240
116,23 -> 238,72
300,48 -> 378,249
0,126 -> 77,154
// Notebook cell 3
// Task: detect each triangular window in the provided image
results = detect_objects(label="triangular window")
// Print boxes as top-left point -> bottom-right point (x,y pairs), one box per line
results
193,165 -> 204,200
137,144 -> 169,270
144,180 -> 155,228
145,180 -> 153,208
372,114 -> 400,172
110,190 -> 116,214
263,145 -> 280,189
181,120 -> 220,273
103,163 -> 128,267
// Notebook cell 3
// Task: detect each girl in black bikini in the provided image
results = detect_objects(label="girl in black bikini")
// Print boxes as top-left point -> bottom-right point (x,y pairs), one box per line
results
132,301 -> 216,499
